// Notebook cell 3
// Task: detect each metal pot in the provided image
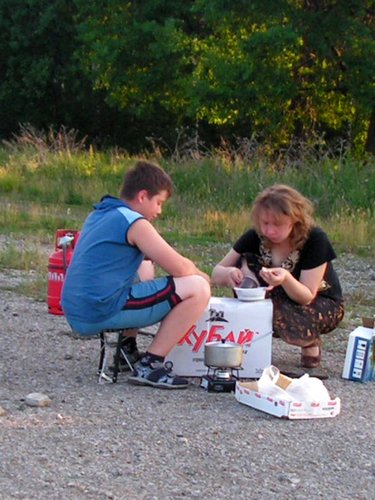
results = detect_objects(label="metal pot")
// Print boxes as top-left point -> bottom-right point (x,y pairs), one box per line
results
204,340 -> 244,368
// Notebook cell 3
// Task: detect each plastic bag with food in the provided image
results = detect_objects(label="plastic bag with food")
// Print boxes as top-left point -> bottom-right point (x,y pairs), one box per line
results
257,365 -> 331,402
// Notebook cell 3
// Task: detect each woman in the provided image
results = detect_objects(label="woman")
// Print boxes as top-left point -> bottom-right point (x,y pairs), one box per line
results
211,184 -> 344,369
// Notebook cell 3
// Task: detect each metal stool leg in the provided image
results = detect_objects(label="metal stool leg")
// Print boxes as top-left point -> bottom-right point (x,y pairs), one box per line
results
98,332 -> 105,373
98,330 -> 119,384
98,329 -> 135,384
112,332 -> 122,383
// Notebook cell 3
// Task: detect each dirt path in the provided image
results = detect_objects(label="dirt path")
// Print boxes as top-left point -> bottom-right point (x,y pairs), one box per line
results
0,252 -> 374,499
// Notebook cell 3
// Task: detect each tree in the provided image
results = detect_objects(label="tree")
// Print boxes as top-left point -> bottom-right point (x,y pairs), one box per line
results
75,0 -> 198,148
188,0 -> 375,150
0,0 -> 373,152
0,0 -> 118,143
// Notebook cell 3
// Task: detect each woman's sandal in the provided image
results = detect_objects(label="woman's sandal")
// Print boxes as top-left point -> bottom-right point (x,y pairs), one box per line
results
301,343 -> 321,369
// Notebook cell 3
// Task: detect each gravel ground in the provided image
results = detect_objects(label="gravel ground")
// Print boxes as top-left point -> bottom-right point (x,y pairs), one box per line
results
1,252 -> 375,500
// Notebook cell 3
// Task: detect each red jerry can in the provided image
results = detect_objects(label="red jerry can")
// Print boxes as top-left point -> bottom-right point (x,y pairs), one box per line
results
47,229 -> 80,315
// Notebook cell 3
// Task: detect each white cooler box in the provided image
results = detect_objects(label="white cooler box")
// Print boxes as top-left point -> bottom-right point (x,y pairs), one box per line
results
342,326 -> 375,383
166,297 -> 273,379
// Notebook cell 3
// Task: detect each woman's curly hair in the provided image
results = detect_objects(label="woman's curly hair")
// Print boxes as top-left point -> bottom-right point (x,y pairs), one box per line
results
250,184 -> 315,249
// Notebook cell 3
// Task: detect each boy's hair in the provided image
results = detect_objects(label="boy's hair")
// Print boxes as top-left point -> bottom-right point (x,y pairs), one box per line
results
251,184 -> 315,249
120,160 -> 174,199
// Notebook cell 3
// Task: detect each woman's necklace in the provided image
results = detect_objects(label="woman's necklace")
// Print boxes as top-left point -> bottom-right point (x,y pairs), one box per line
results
259,238 -> 300,272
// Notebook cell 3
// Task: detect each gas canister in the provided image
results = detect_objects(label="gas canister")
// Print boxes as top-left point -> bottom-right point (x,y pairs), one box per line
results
47,229 -> 79,315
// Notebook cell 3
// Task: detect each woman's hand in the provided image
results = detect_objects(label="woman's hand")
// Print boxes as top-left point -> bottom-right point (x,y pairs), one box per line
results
211,249 -> 244,288
260,264 -> 328,305
259,266 -> 288,289
211,264 -> 243,288
223,267 -> 244,288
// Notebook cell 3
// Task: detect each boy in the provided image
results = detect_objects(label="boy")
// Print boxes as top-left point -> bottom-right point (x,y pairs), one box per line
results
62,160 -> 211,389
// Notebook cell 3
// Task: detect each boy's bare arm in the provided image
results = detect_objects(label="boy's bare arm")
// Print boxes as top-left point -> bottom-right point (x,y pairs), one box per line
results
128,219 -> 209,280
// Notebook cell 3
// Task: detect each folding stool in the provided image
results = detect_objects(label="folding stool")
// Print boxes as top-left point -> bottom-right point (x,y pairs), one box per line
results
97,326 -> 157,384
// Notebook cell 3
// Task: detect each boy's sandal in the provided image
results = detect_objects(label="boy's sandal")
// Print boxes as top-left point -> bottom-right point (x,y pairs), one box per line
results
301,344 -> 321,369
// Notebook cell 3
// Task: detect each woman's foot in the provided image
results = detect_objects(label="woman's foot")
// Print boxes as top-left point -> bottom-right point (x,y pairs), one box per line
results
301,343 -> 321,368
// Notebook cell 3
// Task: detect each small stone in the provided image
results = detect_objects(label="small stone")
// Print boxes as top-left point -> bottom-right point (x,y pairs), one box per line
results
0,405 -> 7,416
278,473 -> 301,485
25,393 -> 52,407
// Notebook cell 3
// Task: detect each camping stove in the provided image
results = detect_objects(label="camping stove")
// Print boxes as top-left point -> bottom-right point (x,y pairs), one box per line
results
200,366 -> 241,393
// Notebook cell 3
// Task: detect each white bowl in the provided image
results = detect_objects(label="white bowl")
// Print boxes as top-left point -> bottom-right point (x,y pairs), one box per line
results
233,286 -> 267,301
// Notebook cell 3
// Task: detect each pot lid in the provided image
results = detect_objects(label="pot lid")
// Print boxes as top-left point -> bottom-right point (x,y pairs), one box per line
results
205,340 -> 241,348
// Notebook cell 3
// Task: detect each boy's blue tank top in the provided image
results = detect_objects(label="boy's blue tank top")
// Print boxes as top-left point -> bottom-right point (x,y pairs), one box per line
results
61,195 -> 144,322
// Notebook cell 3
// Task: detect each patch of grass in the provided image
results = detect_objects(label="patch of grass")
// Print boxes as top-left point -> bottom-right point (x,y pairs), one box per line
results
0,200 -> 87,235
344,288 -> 375,307
0,243 -> 47,271
15,273 -> 47,302
0,147 -> 130,206
0,144 -> 374,303
321,209 -> 375,258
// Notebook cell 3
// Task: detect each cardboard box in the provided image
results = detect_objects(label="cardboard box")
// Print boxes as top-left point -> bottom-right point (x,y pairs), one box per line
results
362,316 -> 375,329
235,380 -> 341,419
166,297 -> 273,378
342,326 -> 375,383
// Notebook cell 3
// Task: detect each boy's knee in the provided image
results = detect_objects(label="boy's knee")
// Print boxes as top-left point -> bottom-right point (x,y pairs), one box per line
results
174,275 -> 211,302
192,276 -> 211,302
195,275 -> 211,300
